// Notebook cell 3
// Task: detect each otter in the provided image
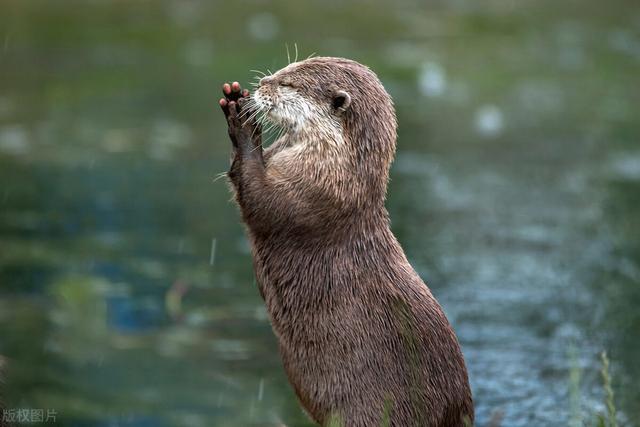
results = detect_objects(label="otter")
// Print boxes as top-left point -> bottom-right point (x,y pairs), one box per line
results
218,57 -> 473,426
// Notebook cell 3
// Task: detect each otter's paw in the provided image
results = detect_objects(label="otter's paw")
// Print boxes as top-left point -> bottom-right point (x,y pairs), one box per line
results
219,81 -> 250,118
219,82 -> 261,153
224,100 -> 261,153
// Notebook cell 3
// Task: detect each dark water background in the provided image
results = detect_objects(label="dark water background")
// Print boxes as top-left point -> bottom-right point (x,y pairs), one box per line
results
1,1 -> 639,426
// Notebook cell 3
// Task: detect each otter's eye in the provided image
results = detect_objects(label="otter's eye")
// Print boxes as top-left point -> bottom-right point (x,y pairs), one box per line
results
280,81 -> 294,88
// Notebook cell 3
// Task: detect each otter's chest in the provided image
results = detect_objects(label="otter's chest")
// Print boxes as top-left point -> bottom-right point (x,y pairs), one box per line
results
254,259 -> 325,335
250,242 -> 350,341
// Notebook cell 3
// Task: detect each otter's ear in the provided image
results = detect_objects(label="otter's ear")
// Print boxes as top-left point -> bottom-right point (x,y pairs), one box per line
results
332,90 -> 351,114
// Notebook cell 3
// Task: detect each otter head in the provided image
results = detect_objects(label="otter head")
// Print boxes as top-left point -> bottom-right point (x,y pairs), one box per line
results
253,57 -> 398,210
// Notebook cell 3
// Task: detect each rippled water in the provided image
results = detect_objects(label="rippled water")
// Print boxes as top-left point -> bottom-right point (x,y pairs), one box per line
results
1,1 -> 639,426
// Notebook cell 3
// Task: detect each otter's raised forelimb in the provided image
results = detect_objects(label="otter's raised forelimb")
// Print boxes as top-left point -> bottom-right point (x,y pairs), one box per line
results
219,82 -> 281,236
219,82 -> 262,178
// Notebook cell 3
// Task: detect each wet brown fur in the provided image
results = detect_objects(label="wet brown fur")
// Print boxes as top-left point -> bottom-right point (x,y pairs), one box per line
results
223,57 -> 473,426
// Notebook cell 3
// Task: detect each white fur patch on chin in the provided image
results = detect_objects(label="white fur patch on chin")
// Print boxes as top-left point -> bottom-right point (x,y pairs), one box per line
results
266,109 -> 297,131
257,85 -> 345,155
273,88 -> 313,132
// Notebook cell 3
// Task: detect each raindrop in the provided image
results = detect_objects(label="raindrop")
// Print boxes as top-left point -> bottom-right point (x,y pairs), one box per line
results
418,61 -> 447,97
258,378 -> 264,401
474,105 -> 504,138
209,238 -> 217,266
